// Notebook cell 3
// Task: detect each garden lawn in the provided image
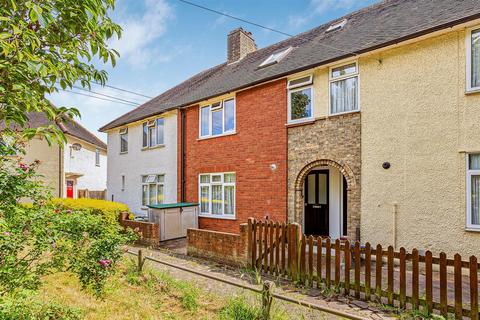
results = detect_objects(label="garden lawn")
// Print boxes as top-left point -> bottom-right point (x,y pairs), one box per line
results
37,258 -> 224,320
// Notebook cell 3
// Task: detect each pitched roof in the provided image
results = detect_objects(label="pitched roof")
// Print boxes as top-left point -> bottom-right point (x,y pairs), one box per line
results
99,0 -> 480,131
26,113 -> 107,150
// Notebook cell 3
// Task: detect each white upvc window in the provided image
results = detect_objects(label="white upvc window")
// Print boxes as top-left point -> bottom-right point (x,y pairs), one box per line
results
95,148 -> 100,166
119,127 -> 128,153
141,174 -> 165,206
199,98 -> 235,138
287,75 -> 314,123
199,172 -> 236,219
142,118 -> 165,148
467,154 -> 480,230
467,27 -> 480,92
329,62 -> 359,115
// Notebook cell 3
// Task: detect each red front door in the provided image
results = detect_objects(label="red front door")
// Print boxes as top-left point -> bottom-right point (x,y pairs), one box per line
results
66,180 -> 74,198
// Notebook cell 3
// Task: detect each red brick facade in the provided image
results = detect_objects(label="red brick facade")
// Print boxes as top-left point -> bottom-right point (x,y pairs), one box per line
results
178,79 -> 288,233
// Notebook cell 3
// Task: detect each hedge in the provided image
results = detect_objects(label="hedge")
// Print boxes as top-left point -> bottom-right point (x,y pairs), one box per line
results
50,198 -> 130,224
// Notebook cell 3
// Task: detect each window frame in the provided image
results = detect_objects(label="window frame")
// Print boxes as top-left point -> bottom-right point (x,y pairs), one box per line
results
259,46 -> 293,68
121,175 -> 125,191
466,26 -> 480,93
198,172 -> 236,220
142,117 -> 165,149
119,127 -> 128,153
141,174 -> 165,207
287,84 -> 314,124
466,154 -> 480,230
328,61 -> 360,116
199,98 -> 236,139
95,148 -> 100,167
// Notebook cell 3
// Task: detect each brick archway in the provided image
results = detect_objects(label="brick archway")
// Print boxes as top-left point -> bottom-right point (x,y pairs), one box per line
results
292,159 -> 359,239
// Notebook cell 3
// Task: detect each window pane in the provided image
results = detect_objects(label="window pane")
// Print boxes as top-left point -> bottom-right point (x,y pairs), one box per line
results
201,106 -> 210,136
200,186 -> 209,213
472,175 -> 480,225
143,123 -> 148,147
288,76 -> 312,88
307,174 -> 315,204
156,118 -> 164,145
290,88 -> 312,120
157,184 -> 164,204
224,185 -> 235,215
212,174 -> 222,183
200,174 -> 210,183
224,173 -> 235,183
149,184 -> 156,205
142,185 -> 148,206
331,63 -> 357,78
141,175 -> 148,183
212,185 -> 222,214
318,174 -> 327,205
120,134 -> 128,153
224,99 -> 235,132
157,175 -> 165,183
470,154 -> 480,170
472,29 -> 480,88
212,109 -> 223,135
148,126 -> 156,147
331,77 -> 358,114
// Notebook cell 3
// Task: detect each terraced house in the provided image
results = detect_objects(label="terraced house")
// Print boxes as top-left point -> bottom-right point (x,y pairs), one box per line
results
101,0 -> 480,256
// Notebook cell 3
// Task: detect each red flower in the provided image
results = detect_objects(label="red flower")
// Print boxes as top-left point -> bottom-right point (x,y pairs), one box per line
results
98,259 -> 112,268
19,163 -> 28,171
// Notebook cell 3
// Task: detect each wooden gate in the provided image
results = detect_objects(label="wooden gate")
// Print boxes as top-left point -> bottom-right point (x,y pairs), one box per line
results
247,218 -> 479,319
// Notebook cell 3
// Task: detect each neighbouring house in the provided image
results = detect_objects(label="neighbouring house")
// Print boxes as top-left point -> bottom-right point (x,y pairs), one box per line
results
102,110 -> 178,215
20,112 -> 107,199
101,0 -> 480,256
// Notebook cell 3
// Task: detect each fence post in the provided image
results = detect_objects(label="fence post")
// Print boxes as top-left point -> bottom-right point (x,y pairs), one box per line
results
137,249 -> 145,274
288,222 -> 301,282
261,281 -> 274,320
247,218 -> 254,268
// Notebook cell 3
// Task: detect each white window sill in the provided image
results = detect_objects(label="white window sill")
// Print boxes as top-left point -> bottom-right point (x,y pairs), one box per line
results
466,88 -> 480,95
465,227 -> 480,232
285,118 -> 315,127
328,109 -> 360,117
198,131 -> 236,141
119,151 -> 128,155
141,144 -> 165,151
198,214 -> 237,220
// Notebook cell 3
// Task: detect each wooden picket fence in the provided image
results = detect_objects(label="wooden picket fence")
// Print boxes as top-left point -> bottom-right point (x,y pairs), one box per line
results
247,218 -> 480,319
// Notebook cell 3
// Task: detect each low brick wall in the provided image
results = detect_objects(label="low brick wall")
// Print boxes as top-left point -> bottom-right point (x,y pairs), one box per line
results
187,223 -> 248,266
119,214 -> 159,245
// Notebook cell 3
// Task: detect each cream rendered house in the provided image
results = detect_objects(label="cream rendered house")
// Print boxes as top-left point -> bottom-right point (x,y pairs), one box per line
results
102,110 -> 178,216
283,3 -> 480,257
21,113 -> 107,198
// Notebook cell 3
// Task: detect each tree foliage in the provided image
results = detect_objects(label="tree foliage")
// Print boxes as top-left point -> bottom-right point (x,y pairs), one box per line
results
290,91 -> 311,120
0,0 -> 121,147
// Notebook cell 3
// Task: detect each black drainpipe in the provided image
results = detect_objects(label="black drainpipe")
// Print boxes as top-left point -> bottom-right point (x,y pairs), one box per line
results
181,109 -> 186,203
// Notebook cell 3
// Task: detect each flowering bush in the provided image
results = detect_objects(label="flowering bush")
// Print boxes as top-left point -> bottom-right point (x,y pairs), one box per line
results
51,198 -> 130,224
0,157 -> 135,297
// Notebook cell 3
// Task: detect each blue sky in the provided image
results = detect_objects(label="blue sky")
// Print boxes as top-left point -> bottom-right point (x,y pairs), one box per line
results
49,0 -> 378,141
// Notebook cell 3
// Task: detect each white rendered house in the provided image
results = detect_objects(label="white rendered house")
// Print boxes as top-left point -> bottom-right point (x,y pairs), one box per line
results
103,110 -> 178,215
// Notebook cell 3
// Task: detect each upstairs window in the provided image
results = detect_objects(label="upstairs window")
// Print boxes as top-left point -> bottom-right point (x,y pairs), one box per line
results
119,128 -> 128,153
259,47 -> 293,68
95,148 -> 100,166
287,75 -> 313,123
142,174 -> 164,206
467,154 -> 480,230
142,118 -> 165,148
200,98 -> 235,138
467,27 -> 480,92
330,62 -> 359,115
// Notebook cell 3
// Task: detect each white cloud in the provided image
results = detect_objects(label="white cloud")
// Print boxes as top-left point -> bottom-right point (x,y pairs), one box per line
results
109,0 -> 174,68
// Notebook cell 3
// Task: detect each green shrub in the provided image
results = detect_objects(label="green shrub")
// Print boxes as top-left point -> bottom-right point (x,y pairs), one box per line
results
50,198 -> 130,224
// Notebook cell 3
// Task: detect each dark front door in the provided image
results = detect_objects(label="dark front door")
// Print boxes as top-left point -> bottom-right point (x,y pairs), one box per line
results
304,170 -> 329,236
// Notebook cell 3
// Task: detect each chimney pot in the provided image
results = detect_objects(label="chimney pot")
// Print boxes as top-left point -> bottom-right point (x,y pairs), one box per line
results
227,27 -> 257,64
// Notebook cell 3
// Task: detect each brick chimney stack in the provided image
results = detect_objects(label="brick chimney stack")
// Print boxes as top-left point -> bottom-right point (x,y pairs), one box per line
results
227,28 -> 257,64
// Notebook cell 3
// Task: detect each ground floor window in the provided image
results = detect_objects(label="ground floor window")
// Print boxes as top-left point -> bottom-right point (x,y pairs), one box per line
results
467,154 -> 480,229
142,174 -> 164,206
199,172 -> 235,218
